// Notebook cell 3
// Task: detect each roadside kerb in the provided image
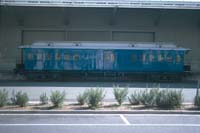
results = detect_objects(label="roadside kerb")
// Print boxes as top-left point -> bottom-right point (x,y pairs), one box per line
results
0,110 -> 200,114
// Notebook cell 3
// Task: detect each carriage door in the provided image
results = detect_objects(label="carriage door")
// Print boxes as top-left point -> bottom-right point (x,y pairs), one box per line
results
35,50 -> 44,70
103,50 -> 115,70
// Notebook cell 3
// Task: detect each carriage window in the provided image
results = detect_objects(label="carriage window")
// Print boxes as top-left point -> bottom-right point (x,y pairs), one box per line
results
55,52 -> 61,61
105,54 -> 109,61
167,55 -> 173,63
149,53 -> 155,62
28,53 -> 33,60
176,54 -> 181,63
64,54 -> 70,61
158,53 -> 164,62
105,52 -> 115,62
142,53 -> 146,63
73,54 -> 79,61
110,53 -> 115,62
37,52 -> 43,60
45,53 -> 51,60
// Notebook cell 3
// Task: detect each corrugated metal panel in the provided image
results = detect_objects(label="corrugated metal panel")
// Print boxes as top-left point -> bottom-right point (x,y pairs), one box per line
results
112,31 -> 154,42
68,31 -> 110,41
23,31 -> 66,45
1,0 -> 200,9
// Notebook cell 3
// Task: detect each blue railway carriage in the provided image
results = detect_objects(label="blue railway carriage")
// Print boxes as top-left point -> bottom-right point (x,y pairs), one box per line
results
17,41 -> 190,81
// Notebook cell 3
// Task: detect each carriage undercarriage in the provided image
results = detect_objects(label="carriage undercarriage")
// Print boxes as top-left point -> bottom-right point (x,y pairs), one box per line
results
21,70 -> 187,82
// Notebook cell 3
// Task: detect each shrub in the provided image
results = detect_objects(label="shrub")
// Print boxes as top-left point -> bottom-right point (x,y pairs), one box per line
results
50,90 -> 66,107
40,93 -> 48,105
77,90 -> 88,105
113,87 -> 128,105
156,89 -> 183,109
10,90 -> 16,104
194,89 -> 200,108
128,91 -> 141,105
87,88 -> 105,109
11,91 -> 29,107
140,89 -> 159,107
0,89 -> 9,107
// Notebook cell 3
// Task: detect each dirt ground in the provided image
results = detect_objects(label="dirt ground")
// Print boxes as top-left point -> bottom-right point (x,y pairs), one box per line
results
0,102 -> 199,111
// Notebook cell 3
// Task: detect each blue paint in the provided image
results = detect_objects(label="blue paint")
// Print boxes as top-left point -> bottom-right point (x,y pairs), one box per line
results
22,48 -> 186,73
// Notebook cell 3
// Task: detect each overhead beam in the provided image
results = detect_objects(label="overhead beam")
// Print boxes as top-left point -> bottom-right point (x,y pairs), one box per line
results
1,0 -> 200,10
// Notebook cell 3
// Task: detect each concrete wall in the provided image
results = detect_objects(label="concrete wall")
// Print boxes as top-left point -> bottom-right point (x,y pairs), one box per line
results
0,6 -> 200,73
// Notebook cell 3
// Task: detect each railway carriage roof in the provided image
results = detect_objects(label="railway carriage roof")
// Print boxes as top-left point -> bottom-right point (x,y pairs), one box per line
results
19,41 -> 190,51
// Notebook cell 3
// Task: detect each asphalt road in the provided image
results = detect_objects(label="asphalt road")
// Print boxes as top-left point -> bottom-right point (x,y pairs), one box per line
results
0,81 -> 198,103
0,114 -> 200,133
